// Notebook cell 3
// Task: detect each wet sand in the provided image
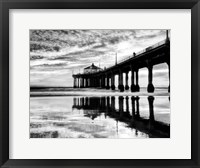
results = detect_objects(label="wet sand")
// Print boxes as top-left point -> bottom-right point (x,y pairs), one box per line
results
30,88 -> 170,138
30,88 -> 169,97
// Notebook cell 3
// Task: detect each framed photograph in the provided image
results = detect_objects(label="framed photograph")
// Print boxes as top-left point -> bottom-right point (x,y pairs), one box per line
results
0,0 -> 200,167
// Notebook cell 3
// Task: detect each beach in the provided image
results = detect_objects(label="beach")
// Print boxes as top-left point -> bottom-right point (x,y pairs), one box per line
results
30,87 -> 170,138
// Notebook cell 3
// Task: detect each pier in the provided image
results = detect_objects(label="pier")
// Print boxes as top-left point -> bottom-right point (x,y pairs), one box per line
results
73,31 -> 170,93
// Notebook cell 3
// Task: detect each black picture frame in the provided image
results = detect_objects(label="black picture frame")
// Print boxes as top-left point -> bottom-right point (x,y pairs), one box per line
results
0,0 -> 200,167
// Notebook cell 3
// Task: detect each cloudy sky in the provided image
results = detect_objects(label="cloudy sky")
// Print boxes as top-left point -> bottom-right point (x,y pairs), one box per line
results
30,29 -> 169,87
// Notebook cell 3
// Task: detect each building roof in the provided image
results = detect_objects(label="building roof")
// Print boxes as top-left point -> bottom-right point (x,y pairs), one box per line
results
84,63 -> 102,70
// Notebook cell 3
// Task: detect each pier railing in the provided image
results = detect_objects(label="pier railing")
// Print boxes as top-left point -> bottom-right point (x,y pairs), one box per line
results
74,39 -> 168,75
117,39 -> 167,65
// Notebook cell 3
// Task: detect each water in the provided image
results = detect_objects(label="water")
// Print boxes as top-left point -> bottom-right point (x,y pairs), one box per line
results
30,88 -> 170,138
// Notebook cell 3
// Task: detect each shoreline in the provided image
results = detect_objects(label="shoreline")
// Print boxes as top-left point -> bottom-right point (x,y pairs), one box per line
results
30,91 -> 169,97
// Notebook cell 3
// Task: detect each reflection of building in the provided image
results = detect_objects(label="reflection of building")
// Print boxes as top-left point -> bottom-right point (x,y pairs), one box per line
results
84,63 -> 102,74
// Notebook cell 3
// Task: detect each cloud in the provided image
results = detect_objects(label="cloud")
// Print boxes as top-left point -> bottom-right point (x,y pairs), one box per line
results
30,29 -> 169,87
30,55 -> 44,60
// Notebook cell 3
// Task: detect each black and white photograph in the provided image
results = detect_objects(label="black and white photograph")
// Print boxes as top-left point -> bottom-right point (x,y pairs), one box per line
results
30,29 -> 170,138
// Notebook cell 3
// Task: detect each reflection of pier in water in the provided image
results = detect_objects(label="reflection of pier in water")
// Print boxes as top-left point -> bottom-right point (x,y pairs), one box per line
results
72,96 -> 170,138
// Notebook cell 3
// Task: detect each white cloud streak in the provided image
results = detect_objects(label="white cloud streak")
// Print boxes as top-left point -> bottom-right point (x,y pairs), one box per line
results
30,29 -> 169,87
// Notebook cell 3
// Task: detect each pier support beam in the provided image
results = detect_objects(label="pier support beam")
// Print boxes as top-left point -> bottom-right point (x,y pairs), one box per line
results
93,78 -> 95,87
88,78 -> 90,87
92,78 -> 94,87
118,70 -> 124,92
106,75 -> 110,89
131,68 -> 136,92
100,76 -> 102,88
94,78 -> 97,87
73,78 -> 76,88
98,78 -> 101,88
83,78 -> 85,88
90,78 -> 93,87
147,66 -> 155,93
82,78 -> 84,88
85,78 -> 88,88
77,78 -> 80,88
135,70 -> 140,92
80,78 -> 83,88
101,76 -> 105,88
125,72 -> 129,90
84,78 -> 86,88
97,78 -> 100,87
111,73 -> 115,90
96,78 -> 99,87
85,78 -> 87,88
88,79 -> 90,88
82,78 -> 85,88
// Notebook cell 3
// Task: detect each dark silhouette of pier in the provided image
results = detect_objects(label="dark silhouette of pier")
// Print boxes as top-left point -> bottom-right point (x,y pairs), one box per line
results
72,96 -> 170,138
72,30 -> 170,93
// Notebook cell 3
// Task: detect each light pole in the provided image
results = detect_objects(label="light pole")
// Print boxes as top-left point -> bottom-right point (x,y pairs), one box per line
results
115,52 -> 117,65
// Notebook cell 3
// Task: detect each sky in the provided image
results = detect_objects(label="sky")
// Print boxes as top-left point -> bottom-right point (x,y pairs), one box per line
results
30,29 -> 169,87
